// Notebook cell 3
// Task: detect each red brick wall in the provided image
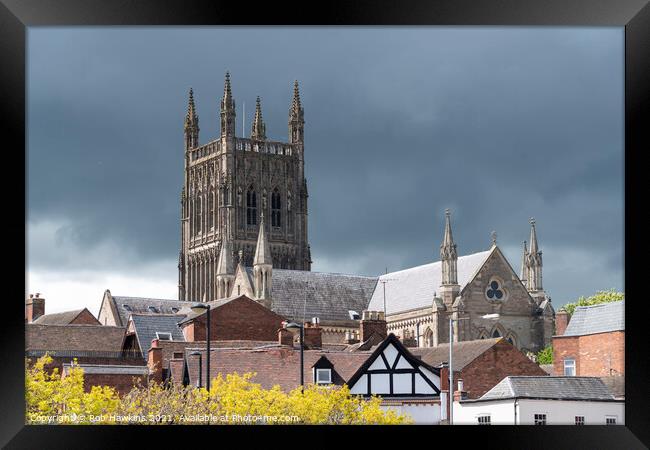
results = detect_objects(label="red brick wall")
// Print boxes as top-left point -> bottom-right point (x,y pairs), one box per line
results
182,297 -> 285,342
461,340 -> 548,399
553,331 -> 624,377
82,373 -> 147,396
70,310 -> 101,325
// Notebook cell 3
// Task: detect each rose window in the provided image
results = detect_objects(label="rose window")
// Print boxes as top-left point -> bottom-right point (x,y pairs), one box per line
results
486,280 -> 504,300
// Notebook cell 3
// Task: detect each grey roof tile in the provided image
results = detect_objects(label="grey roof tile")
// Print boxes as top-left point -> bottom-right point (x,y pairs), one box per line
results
130,314 -> 186,352
32,309 -> 86,325
367,251 -> 491,315
112,296 -> 190,326
480,376 -> 615,401
563,301 -> 624,336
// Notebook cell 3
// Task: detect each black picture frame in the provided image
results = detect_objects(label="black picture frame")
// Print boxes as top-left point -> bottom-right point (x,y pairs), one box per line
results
2,0 -> 647,447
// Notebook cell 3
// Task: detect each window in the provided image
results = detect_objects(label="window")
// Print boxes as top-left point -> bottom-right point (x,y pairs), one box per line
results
485,280 -> 504,300
271,189 -> 281,228
315,368 -> 332,384
534,414 -> 547,425
477,415 -> 491,425
246,187 -> 257,226
156,332 -> 172,341
564,358 -> 576,376
492,329 -> 501,338
208,191 -> 214,229
575,416 -> 585,425
606,416 -> 617,425
148,306 -> 159,313
173,352 -> 183,359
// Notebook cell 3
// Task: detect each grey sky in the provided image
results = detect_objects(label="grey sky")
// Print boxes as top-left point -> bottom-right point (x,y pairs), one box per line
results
26,27 -> 624,314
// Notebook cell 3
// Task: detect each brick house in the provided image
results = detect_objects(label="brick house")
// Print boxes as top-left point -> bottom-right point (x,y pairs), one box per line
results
26,293 -> 100,325
62,363 -> 149,395
177,294 -> 286,342
552,301 -> 624,398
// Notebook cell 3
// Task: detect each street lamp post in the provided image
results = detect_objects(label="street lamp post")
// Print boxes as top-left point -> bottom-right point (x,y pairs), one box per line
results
284,321 -> 304,392
190,351 -> 203,388
448,313 -> 500,425
191,303 -> 212,391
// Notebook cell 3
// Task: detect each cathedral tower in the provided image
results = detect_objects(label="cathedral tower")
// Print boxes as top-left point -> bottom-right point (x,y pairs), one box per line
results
180,74 -> 311,302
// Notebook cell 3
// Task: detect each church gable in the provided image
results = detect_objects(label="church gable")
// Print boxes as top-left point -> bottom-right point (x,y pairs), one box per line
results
348,334 -> 440,397
461,246 -> 534,315
232,265 -> 255,298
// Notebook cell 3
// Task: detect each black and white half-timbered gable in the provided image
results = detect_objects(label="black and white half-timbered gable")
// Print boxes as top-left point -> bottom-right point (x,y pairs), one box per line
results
348,334 -> 441,397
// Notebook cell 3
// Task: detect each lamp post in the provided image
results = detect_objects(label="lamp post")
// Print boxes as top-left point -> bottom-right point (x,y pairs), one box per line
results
284,321 -> 304,392
190,351 -> 203,388
448,313 -> 500,425
191,303 -> 211,391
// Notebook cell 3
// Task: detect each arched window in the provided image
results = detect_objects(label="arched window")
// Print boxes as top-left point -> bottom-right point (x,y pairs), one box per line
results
246,187 -> 257,226
208,191 -> 214,230
196,195 -> 203,234
424,328 -> 434,347
271,189 -> 281,228
492,328 -> 501,338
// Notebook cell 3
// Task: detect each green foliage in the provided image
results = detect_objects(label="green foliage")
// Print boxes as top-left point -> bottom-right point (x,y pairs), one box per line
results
26,357 -> 411,425
562,289 -> 624,316
536,345 -> 553,365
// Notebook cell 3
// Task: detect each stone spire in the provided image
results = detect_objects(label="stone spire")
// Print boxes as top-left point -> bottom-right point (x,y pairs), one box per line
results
220,71 -> 236,137
288,80 -> 304,144
251,96 -> 267,140
253,213 -> 273,306
520,240 -> 528,284
440,209 -> 458,285
215,235 -> 235,299
184,87 -> 199,150
526,218 -> 543,292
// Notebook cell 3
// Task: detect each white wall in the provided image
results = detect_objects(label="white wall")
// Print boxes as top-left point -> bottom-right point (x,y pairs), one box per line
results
454,399 -> 625,425
381,403 -> 441,425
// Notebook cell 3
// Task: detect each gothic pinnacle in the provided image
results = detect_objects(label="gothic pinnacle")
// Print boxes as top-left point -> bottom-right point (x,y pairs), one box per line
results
291,80 -> 302,114
254,212 -> 272,266
528,217 -> 539,254
520,240 -> 528,281
221,71 -> 234,110
251,96 -> 266,140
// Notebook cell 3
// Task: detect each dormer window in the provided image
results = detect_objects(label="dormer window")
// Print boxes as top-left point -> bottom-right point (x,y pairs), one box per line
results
148,306 -> 159,313
156,332 -> 172,341
171,307 -> 180,314
348,310 -> 360,320
315,368 -> 332,385
122,304 -> 132,311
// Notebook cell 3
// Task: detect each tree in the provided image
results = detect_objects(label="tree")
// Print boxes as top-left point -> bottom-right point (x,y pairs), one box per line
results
563,289 -> 624,315
26,357 -> 411,425
535,345 -> 553,365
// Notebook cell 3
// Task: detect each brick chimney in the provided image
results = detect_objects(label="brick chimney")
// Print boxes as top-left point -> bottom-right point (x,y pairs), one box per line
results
278,327 -> 294,346
344,330 -> 359,345
26,293 -> 45,323
555,308 -> 570,336
453,378 -> 468,401
148,338 -> 163,384
303,319 -> 322,349
360,310 -> 387,342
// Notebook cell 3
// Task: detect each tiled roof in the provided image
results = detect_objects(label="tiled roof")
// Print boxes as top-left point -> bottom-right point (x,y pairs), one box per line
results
25,324 -> 126,352
32,309 -> 92,325
184,347 -> 371,392
562,301 -> 624,337
129,314 -> 186,352
367,251 -> 491,315
479,376 -> 616,401
267,269 -> 378,323
409,338 -> 502,370
111,296 -> 190,327
62,364 -> 149,375
539,364 -> 554,375
176,296 -> 244,324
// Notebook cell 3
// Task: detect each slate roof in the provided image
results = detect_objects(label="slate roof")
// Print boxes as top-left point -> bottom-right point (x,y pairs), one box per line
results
176,296 -> 246,324
111,296 -> 191,327
62,364 -> 149,375
367,251 -> 491,315
184,347 -> 371,392
129,314 -> 186,352
562,301 -> 624,337
260,269 -> 378,323
25,324 -> 126,352
32,309 -> 97,325
476,376 -> 616,402
409,338 -> 502,370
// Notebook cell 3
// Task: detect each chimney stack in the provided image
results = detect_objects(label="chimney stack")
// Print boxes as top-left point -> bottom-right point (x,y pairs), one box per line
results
555,308 -> 570,336
147,338 -> 163,384
360,310 -> 387,342
303,321 -> 322,349
26,293 -> 45,323
453,378 -> 468,401
344,330 -> 359,345
278,327 -> 294,346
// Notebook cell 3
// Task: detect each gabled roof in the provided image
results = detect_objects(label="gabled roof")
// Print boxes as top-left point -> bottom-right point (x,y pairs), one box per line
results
367,251 -> 491,315
562,301 -> 624,337
263,269 -> 378,323
129,314 -> 186,352
476,376 -> 616,402
25,324 -> 126,352
110,296 -> 191,327
32,308 -> 99,325
409,338 -> 502,370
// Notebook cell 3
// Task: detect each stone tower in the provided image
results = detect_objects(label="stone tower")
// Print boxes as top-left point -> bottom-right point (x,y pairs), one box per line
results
179,73 -> 311,302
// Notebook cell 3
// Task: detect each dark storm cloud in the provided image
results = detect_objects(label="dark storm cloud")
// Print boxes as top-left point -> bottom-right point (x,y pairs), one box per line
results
27,27 -> 624,304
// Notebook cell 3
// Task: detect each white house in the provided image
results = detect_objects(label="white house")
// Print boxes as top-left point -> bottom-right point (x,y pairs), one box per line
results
453,376 -> 624,425
347,334 -> 443,424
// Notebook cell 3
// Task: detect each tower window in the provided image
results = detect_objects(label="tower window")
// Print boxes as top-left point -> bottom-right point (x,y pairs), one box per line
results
271,189 -> 281,228
208,191 -> 214,230
247,187 -> 257,226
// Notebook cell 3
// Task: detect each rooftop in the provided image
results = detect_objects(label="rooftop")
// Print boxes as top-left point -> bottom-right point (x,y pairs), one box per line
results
562,301 -> 624,337
26,324 -> 126,352
473,376 -> 616,402
410,338 -> 502,370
